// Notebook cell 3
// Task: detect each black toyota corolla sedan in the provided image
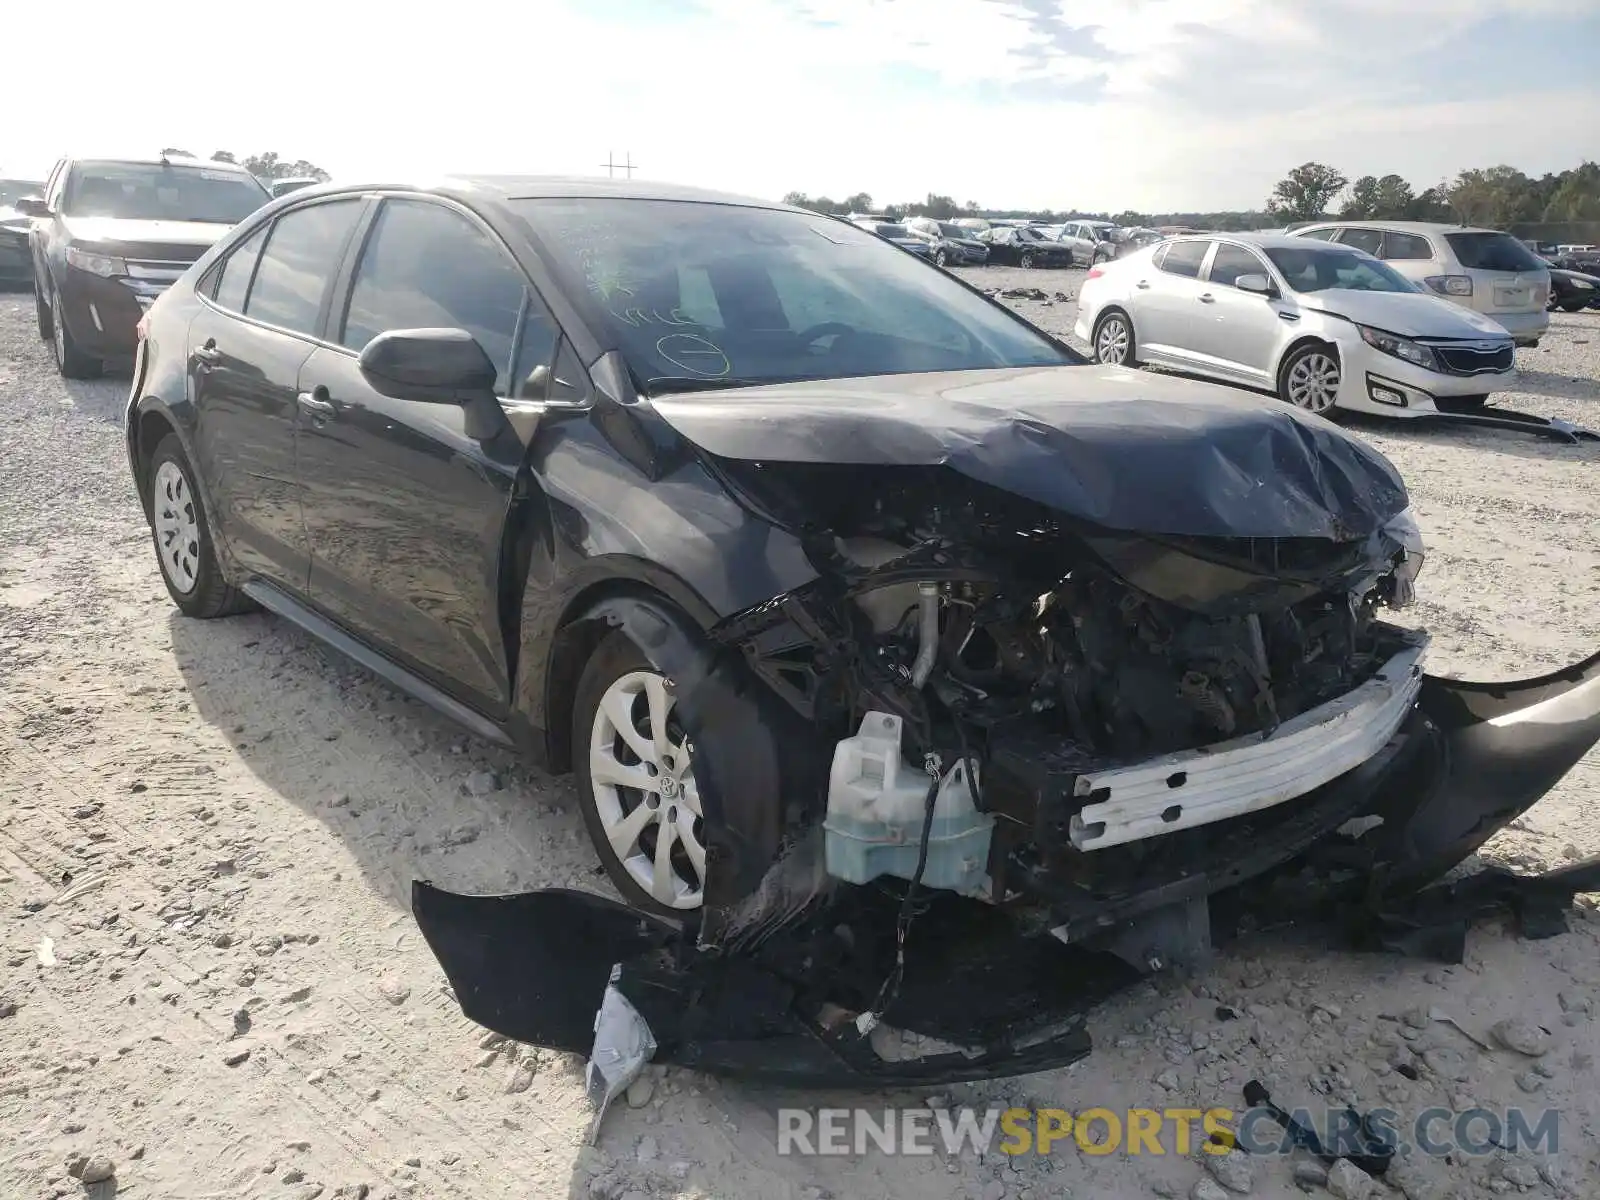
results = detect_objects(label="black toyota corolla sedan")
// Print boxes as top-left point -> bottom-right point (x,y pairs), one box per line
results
127,177 -> 1600,1083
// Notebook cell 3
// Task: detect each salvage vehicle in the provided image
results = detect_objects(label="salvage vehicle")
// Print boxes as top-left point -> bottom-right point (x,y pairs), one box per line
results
1077,234 -> 1519,416
903,218 -> 990,267
126,178 -> 1600,1088
1293,220 -> 1550,347
0,202 -> 34,287
977,224 -> 1073,268
1547,266 -> 1600,312
1052,219 -> 1120,266
20,153 -> 271,377
849,219 -> 934,259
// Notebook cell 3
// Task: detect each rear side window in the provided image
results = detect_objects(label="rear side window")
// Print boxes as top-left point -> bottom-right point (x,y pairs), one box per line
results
340,199 -> 527,394
211,225 -> 268,313
1297,228 -> 1338,241
1382,232 -> 1433,260
1338,229 -> 1384,256
245,200 -> 363,336
1157,239 -> 1209,278
1444,231 -> 1544,272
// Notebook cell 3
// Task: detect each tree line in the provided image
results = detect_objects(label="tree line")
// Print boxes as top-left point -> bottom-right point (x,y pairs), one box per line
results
159,148 -> 331,183
783,160 -> 1600,232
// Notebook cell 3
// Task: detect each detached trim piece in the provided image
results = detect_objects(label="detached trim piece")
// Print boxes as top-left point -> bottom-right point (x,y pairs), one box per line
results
1070,638 -> 1428,851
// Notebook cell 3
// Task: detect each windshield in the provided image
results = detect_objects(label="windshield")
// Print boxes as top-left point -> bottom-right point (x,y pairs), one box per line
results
62,162 -> 269,223
1445,231 -> 1545,273
1264,246 -> 1417,294
938,223 -> 968,239
874,224 -> 909,238
1090,227 -> 1115,241
1014,227 -> 1045,241
514,198 -> 1074,390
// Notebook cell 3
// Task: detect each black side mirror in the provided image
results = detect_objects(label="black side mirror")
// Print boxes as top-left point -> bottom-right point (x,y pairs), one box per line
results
15,197 -> 49,218
358,327 -> 505,440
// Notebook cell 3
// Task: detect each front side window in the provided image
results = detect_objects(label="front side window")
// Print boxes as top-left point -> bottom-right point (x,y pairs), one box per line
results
244,200 -> 364,336
341,199 -> 527,394
1265,246 -> 1416,294
1444,231 -> 1545,272
513,198 -> 1073,390
211,224 -> 269,312
1338,228 -> 1384,256
1157,239 -> 1210,278
61,161 -> 269,223
1208,244 -> 1269,287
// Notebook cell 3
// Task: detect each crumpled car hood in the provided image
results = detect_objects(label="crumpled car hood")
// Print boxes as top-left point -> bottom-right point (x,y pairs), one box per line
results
649,365 -> 1409,540
1298,290 -> 1512,339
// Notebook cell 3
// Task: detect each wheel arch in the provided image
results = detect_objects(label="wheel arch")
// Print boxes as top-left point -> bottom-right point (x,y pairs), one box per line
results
1275,334 -> 1342,388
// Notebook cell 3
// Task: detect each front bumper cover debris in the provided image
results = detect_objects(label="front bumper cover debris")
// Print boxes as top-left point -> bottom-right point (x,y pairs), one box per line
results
414,647 -> 1600,1089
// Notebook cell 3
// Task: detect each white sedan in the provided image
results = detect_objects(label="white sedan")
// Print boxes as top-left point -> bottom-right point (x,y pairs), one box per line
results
1074,233 -> 1518,417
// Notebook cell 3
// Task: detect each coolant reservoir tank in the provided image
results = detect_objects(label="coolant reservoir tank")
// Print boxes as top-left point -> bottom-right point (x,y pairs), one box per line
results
823,711 -> 993,896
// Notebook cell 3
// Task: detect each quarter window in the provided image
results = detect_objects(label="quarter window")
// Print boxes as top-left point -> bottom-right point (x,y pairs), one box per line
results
211,225 -> 268,313
1157,239 -> 1209,279
244,200 -> 364,336
1208,244 -> 1267,287
341,199 -> 526,395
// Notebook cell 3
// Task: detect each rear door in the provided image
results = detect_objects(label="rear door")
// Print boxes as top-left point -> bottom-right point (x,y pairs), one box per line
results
1133,238 -> 1213,360
188,198 -> 367,591
295,195 -> 561,714
1374,229 -> 1436,291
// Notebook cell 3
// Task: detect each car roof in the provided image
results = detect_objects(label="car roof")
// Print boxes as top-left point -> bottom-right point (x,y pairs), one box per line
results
1296,219 -> 1500,236
65,155 -> 259,176
1145,232 -> 1325,251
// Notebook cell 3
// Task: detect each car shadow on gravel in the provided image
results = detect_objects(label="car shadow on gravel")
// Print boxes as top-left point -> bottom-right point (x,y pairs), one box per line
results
1510,367 -> 1600,404
1337,411 -> 1600,463
166,609 -> 611,916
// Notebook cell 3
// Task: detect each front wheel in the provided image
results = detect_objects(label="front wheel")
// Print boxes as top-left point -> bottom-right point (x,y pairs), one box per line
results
146,435 -> 254,618
1279,344 -> 1341,414
935,249 -> 950,268
49,284 -> 101,379
1093,311 -> 1136,366
1019,252 -> 1036,269
574,632 -> 708,915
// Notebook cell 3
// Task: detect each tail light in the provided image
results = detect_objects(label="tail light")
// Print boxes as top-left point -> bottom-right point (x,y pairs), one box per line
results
1086,267 -> 1105,280
1424,275 -> 1473,297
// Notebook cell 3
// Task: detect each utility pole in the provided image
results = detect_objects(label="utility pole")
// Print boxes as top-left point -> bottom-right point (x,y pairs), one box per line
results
599,151 -> 636,179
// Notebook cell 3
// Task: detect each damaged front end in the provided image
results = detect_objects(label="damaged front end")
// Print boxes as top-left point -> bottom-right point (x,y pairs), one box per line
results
415,459 -> 1600,1095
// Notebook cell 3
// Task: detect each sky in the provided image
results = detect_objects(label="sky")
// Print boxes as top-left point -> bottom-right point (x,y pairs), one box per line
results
7,0 -> 1597,213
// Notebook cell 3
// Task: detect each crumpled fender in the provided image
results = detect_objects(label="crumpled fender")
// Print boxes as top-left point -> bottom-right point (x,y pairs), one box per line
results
1365,647 -> 1600,893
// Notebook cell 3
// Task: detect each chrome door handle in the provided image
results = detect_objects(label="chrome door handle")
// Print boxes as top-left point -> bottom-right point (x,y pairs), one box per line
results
1198,293 -> 1215,303
1135,280 -> 1151,290
193,341 -> 221,364
297,390 -> 336,417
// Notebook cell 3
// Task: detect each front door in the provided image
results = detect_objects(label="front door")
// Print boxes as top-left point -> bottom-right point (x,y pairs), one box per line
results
188,199 -> 366,591
1187,242 -> 1284,384
295,196 -> 561,714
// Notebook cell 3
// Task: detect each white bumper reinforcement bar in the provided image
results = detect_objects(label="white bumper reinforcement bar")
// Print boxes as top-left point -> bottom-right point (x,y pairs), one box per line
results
1069,635 -> 1429,852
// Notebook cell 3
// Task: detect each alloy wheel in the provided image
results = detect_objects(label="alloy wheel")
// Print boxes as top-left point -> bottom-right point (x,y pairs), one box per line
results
1095,316 -> 1130,365
588,670 -> 706,909
153,460 -> 202,595
1285,351 -> 1340,413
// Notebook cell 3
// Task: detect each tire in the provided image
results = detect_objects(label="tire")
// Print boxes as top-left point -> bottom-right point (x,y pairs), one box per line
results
573,631 -> 708,916
1020,252 -> 1036,269
1278,343 -> 1341,414
48,283 -> 101,379
35,284 -> 53,341
146,434 -> 254,618
935,249 -> 950,268
1093,310 -> 1136,366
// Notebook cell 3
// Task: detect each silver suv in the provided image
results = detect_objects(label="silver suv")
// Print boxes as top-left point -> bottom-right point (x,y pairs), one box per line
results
1294,221 -> 1550,346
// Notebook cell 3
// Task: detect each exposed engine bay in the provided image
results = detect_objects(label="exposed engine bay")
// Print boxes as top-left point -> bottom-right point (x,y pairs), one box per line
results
710,463 -> 1427,924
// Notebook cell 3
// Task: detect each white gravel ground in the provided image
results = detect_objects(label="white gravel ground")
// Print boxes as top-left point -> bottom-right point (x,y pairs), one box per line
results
1,269 -> 1598,1200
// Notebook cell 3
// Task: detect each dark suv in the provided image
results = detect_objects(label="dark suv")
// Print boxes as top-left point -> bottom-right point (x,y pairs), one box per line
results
20,155 -> 270,377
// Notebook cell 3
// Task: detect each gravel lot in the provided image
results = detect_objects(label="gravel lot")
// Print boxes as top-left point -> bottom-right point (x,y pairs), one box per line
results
1,268 -> 1597,1200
